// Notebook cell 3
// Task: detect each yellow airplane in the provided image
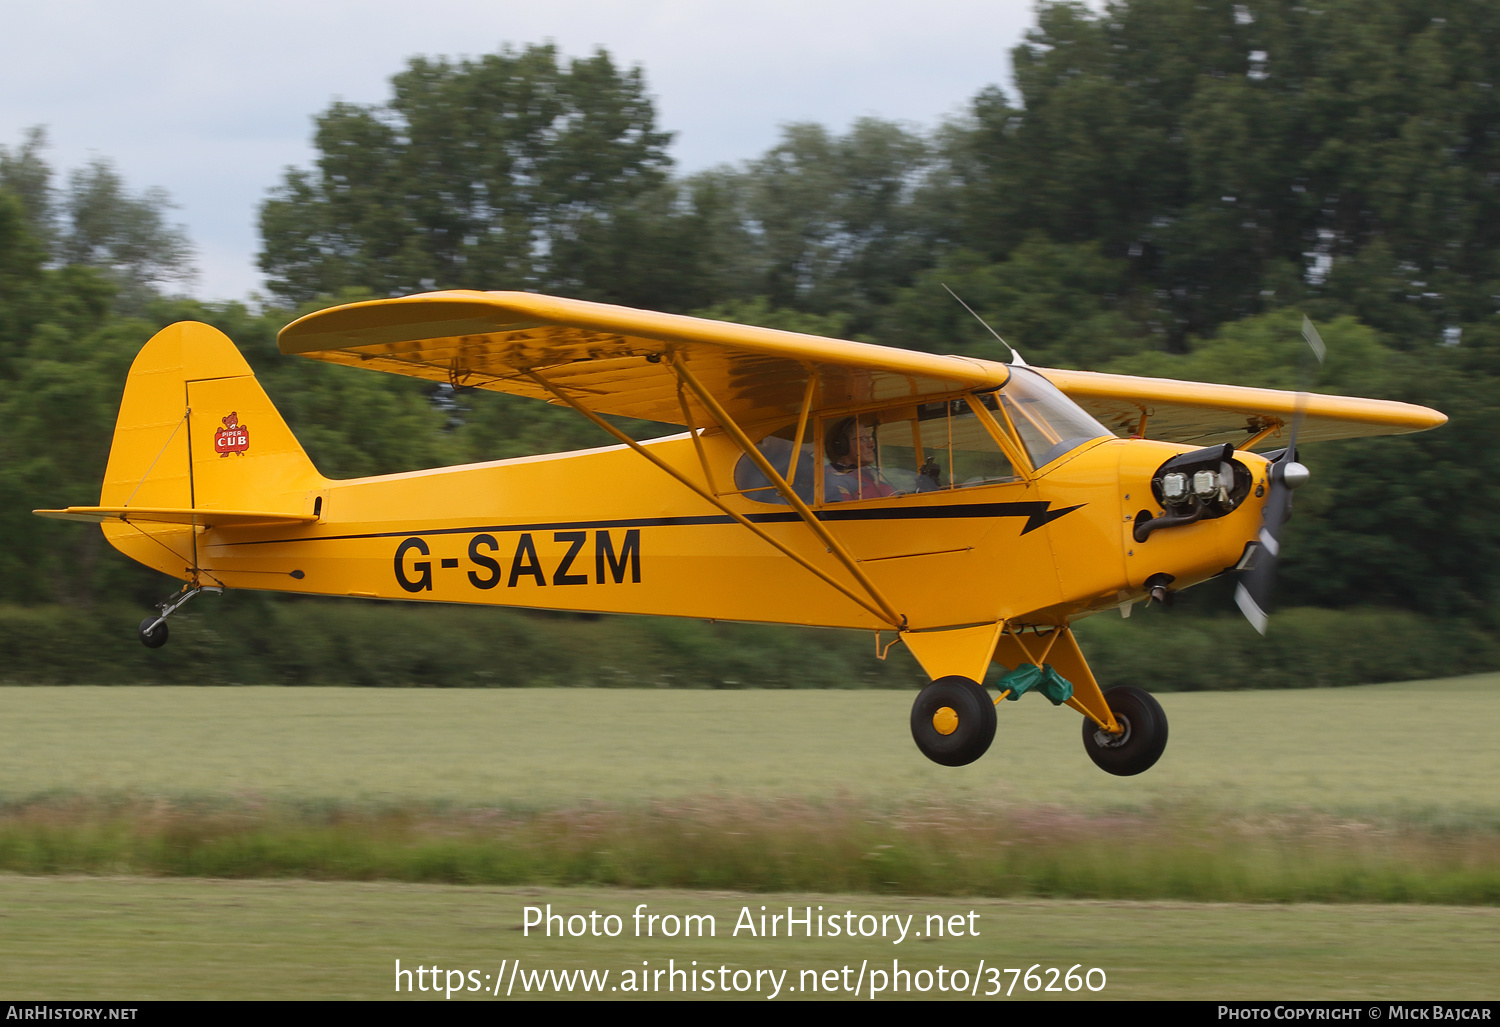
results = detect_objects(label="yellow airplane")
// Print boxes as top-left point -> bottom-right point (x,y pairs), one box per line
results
36,292 -> 1446,775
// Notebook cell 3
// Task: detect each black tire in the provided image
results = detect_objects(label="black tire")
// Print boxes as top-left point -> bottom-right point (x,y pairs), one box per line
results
138,617 -> 168,649
1082,685 -> 1167,776
910,676 -> 996,767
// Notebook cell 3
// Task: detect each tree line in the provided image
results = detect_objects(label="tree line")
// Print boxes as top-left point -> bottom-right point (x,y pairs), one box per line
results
2,0 -> 1497,685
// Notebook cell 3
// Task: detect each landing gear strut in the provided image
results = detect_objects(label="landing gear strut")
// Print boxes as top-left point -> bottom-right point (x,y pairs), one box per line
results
137,584 -> 222,648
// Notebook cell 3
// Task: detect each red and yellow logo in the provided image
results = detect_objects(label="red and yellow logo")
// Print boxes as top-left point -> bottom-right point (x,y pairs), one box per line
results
214,411 -> 249,457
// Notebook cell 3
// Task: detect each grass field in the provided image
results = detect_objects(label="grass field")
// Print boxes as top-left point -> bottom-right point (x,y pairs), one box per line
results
2,674 -> 1497,811
1,676 -> 1497,1000
3,879 -> 1496,1000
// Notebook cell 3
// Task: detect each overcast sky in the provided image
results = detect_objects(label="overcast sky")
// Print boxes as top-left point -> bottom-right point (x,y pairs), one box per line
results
0,1 -> 1042,302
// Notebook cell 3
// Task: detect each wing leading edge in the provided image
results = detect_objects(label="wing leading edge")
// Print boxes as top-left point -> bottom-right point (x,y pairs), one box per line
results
279,291 -> 1445,447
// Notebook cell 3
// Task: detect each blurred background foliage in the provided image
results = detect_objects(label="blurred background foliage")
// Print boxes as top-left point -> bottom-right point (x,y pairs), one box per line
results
3,1 -> 1499,685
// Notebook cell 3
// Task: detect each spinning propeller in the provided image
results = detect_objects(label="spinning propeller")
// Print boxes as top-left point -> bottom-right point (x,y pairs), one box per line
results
1233,317 -> 1326,635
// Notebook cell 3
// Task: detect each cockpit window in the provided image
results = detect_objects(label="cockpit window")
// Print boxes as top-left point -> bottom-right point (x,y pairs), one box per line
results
734,374 -> 1110,506
732,422 -> 816,505
828,397 -> 1017,503
996,367 -> 1112,468
736,394 -> 1020,506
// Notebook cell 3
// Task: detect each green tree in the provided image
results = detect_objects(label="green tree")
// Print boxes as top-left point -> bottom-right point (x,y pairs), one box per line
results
258,44 -> 676,305
543,169 -> 755,313
1,128 -> 195,316
0,127 -> 55,247
733,119 -> 947,327
58,158 -> 195,315
0,190 -> 49,376
877,238 -> 1152,367
951,0 -> 1500,347
0,292 -> 152,605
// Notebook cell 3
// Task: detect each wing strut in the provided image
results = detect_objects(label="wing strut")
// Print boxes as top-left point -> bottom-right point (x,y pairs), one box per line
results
668,354 -> 906,629
521,367 -> 905,628
673,379 -> 719,496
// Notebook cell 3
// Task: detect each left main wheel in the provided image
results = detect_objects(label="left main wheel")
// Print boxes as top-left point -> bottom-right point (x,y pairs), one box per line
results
910,676 -> 996,767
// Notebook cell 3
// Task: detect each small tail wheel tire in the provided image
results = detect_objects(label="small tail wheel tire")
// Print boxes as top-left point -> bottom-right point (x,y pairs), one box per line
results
138,617 -> 168,649
1083,685 -> 1167,776
910,676 -> 996,767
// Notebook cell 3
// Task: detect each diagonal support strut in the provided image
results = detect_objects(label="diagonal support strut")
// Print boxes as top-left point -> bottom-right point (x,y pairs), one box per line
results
520,367 -> 903,628
668,353 -> 906,629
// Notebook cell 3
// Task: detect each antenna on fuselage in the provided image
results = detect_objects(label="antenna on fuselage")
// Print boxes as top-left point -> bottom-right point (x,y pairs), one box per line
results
942,283 -> 1027,366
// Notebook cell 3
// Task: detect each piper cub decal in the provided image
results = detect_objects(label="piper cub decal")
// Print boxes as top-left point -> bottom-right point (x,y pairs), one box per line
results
36,294 -> 1445,776
214,411 -> 249,456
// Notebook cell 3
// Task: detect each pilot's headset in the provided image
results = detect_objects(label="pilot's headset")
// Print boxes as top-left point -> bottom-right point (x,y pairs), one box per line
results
826,417 -> 860,466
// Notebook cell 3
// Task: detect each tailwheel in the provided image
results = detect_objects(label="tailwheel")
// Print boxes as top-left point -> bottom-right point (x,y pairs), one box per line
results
910,676 -> 996,767
137,617 -> 168,649
135,583 -> 222,648
1082,685 -> 1168,776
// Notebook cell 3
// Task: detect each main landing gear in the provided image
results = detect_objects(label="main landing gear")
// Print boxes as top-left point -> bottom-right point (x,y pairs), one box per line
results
908,651 -> 1168,776
910,676 -> 997,766
137,584 -> 222,648
1080,685 -> 1168,776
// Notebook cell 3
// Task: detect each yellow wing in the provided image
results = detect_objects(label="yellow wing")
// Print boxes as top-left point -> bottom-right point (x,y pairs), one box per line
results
279,291 -> 1002,428
279,291 -> 1445,446
1040,367 -> 1447,449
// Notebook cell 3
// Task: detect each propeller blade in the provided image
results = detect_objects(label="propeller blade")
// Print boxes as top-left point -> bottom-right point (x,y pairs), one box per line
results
1301,315 -> 1327,365
1285,316 -> 1325,457
1235,316 -> 1327,636
1235,454 -> 1293,635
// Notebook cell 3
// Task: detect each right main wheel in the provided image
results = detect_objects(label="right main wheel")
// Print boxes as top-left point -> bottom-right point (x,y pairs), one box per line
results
1082,685 -> 1167,776
910,676 -> 996,767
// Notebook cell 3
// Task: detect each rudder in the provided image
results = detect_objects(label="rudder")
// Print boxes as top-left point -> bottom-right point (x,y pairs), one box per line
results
98,321 -> 324,579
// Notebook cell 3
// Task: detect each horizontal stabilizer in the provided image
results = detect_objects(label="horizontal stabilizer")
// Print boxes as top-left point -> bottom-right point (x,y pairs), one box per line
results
34,506 -> 317,528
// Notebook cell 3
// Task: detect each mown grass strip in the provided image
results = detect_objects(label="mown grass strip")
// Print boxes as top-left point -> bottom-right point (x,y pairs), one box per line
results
1,797 -> 1497,904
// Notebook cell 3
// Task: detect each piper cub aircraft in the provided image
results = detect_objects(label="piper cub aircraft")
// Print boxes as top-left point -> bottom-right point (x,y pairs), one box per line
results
37,292 -> 1445,775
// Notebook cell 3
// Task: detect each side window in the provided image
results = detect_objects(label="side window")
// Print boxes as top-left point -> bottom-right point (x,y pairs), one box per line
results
822,396 -> 1018,504
823,412 -> 900,503
733,423 -> 816,505
932,395 -> 1018,488
912,396 -> 1018,491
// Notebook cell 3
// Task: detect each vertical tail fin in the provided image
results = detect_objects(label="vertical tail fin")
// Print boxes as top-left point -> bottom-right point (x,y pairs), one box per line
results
87,321 -> 324,580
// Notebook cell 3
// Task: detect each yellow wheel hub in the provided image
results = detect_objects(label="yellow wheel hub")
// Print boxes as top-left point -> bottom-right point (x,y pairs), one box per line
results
932,706 -> 959,736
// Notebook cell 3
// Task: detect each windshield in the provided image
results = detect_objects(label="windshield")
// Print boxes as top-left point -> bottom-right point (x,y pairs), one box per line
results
996,367 -> 1113,469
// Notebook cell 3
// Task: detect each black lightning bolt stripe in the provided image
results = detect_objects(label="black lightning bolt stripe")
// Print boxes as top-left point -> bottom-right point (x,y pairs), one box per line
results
223,500 -> 1084,548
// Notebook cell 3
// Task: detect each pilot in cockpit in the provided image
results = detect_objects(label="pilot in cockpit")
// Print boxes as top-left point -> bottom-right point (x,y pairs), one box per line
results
824,417 -> 942,502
